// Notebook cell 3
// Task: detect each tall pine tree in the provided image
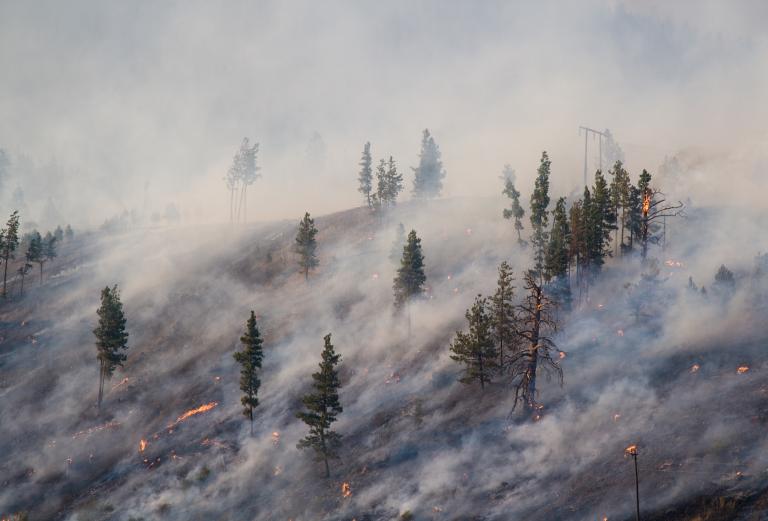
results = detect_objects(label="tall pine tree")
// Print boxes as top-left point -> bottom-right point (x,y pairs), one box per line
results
502,167 -> 526,246
545,197 -> 571,307
93,285 -> 129,410
412,129 -> 445,198
393,230 -> 426,309
489,261 -> 516,371
530,152 -> 551,279
0,210 -> 20,297
357,142 -> 373,207
295,212 -> 319,281
450,295 -> 497,390
296,333 -> 343,478
233,311 -> 263,435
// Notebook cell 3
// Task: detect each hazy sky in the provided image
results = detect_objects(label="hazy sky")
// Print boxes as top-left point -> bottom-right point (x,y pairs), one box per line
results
1,0 -> 767,222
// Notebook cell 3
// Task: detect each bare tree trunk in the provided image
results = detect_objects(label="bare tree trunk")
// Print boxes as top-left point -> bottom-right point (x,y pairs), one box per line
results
2,254 -> 8,297
97,362 -> 105,410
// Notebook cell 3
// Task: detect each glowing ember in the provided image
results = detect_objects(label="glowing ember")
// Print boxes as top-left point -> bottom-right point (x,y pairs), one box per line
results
446,274 -> 452,280
597,303 -> 604,309
341,482 -> 352,498
665,259 -> 684,268
558,351 -> 567,359
625,444 -> 638,456
690,363 -> 700,373
737,365 -> 750,374
642,192 -> 651,214
617,329 -> 624,337
168,401 -> 218,428
465,228 -> 472,235
139,439 -> 148,452
271,431 -> 280,446
613,413 -> 621,422
273,465 -> 283,476
72,420 -> 120,440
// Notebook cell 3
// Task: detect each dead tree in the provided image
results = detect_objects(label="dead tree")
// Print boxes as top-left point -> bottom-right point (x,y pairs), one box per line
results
509,270 -> 563,414
640,188 -> 683,260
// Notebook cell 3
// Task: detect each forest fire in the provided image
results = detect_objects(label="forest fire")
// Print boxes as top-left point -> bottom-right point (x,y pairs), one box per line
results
341,482 -> 352,498
737,365 -> 750,374
72,420 -> 120,440
139,439 -> 148,452
625,444 -> 638,456
642,192 -> 651,214
168,401 -> 218,428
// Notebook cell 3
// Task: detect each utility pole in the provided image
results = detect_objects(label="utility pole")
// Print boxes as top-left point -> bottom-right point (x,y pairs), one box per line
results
579,126 -> 607,187
625,444 -> 641,521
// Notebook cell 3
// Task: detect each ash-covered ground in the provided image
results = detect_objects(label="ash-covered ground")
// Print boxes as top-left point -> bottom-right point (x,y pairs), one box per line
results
2,198 -> 768,521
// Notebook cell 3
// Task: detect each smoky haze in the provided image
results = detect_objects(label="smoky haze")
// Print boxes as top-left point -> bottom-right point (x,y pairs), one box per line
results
1,0 -> 768,225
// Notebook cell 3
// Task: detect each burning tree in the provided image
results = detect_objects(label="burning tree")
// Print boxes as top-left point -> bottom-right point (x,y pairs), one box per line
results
295,212 -> 319,281
637,174 -> 683,260
490,261 -> 517,371
233,311 -> 263,436
93,285 -> 129,410
0,210 -> 20,297
296,333 -> 343,478
501,165 -> 526,247
450,295 -> 498,390
508,271 -> 562,414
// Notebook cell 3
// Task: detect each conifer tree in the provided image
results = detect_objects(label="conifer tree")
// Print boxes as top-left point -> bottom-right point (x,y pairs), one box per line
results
0,210 -> 20,297
357,142 -> 373,207
502,167 -> 526,246
44,232 -> 57,263
93,285 -> 129,410
54,225 -> 64,243
65,224 -> 74,240
295,212 -> 319,281
608,161 -> 631,254
568,198 -> 587,301
489,261 -> 516,371
591,170 -> 614,267
385,155 -> 404,206
375,158 -> 387,210
393,230 -> 426,309
545,197 -> 571,307
26,231 -> 45,285
508,271 -> 562,414
412,129 -> 445,198
450,295 -> 497,390
529,152 -> 551,279
16,261 -> 31,298
296,333 -> 343,478
233,311 -> 263,435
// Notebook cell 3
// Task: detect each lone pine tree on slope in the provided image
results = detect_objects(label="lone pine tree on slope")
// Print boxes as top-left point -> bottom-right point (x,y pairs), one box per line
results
393,230 -> 426,309
233,310 -> 263,436
295,212 -> 319,281
296,333 -> 343,478
94,285 -> 129,410
412,129 -> 446,199
450,294 -> 498,390
357,142 -> 373,207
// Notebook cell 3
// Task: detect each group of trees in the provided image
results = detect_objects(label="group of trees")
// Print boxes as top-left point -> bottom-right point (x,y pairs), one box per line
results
231,309 -> 343,477
224,138 -> 260,224
450,262 -> 562,413
357,129 -> 446,211
503,153 -> 683,304
0,210 -> 70,298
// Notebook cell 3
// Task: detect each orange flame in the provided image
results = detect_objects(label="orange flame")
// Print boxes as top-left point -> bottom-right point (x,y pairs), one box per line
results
625,444 -> 638,456
737,365 -> 750,374
558,351 -> 566,360
271,431 -> 280,446
139,439 -> 148,452
642,192 -> 651,215
690,363 -> 700,373
168,401 -> 218,428
341,482 -> 352,498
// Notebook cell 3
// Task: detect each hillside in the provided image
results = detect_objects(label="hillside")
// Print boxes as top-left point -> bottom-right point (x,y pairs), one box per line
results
2,198 -> 768,521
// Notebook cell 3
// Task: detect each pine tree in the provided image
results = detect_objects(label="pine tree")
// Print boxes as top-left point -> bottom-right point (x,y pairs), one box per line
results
26,231 -> 45,285
43,232 -> 57,263
93,285 -> 129,410
502,167 -> 526,246
412,129 -> 445,198
357,142 -> 373,207
54,225 -> 64,243
591,170 -> 614,267
489,261 -> 516,371
64,224 -> 74,240
296,333 -> 343,478
608,161 -> 631,255
545,197 -> 571,307
450,295 -> 497,390
224,138 -> 261,223
393,230 -> 426,309
530,152 -> 551,279
385,156 -> 404,206
233,311 -> 263,435
508,271 -> 562,414
0,210 -> 20,297
295,212 -> 319,281
568,198 -> 587,302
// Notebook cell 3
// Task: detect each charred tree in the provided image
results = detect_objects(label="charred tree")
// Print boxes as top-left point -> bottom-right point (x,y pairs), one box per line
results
508,271 -> 562,415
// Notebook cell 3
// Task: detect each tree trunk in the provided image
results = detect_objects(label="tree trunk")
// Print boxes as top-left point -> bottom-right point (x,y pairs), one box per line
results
97,362 -> 105,410
2,254 -> 8,297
